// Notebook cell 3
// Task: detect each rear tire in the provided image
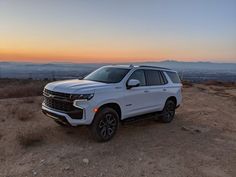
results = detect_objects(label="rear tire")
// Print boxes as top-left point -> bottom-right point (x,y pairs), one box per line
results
160,100 -> 176,123
90,107 -> 119,142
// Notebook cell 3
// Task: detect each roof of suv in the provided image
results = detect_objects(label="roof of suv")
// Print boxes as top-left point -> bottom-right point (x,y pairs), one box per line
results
109,64 -> 174,72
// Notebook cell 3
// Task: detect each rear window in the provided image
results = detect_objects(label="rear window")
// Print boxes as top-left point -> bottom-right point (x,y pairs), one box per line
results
166,71 -> 181,83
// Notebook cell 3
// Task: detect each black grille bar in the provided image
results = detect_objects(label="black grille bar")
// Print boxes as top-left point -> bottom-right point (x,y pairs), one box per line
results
44,89 -> 71,98
44,96 -> 76,112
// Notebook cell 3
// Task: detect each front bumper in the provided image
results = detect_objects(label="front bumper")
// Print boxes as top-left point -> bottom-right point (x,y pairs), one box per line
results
42,108 -> 71,126
42,103 -> 94,126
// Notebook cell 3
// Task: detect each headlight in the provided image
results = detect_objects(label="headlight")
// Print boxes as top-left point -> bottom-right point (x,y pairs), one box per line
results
70,93 -> 94,101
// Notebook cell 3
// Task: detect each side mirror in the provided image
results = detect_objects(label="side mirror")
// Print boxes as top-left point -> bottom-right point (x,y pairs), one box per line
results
127,79 -> 140,89
78,76 -> 84,80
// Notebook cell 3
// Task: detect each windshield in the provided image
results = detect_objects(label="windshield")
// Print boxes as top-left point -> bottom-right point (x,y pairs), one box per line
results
84,67 -> 130,83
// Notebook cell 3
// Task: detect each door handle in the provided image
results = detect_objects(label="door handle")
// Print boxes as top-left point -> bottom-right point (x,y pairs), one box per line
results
144,90 -> 149,93
163,88 -> 167,91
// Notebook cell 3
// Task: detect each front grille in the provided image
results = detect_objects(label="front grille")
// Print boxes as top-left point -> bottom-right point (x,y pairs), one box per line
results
44,96 -> 76,112
43,89 -> 83,119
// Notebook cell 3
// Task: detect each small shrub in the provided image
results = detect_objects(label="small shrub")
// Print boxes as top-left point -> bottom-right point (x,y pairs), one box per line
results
197,87 -> 207,91
182,80 -> 193,88
8,105 -> 17,115
17,130 -> 44,147
17,107 -> 33,121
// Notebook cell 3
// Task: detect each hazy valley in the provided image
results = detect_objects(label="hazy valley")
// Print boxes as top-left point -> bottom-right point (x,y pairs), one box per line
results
0,61 -> 235,82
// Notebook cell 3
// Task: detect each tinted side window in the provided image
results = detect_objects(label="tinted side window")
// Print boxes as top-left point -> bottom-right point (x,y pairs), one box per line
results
166,71 -> 181,83
160,71 -> 168,84
145,70 -> 164,86
128,70 -> 146,86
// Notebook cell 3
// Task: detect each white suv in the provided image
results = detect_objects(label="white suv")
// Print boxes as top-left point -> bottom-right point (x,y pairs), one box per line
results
42,65 -> 182,141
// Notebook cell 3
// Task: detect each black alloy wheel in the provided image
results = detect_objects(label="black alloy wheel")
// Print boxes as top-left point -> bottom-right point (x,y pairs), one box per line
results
160,100 -> 176,123
91,107 -> 119,142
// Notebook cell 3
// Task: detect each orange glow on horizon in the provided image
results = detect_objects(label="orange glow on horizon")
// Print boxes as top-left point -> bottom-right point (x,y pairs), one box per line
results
1,50 -> 235,63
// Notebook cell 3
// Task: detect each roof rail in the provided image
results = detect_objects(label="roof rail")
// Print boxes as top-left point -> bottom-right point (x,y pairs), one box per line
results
129,64 -> 134,67
138,65 -> 172,70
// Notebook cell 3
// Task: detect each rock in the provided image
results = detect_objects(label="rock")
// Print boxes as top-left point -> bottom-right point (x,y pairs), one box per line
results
194,129 -> 201,133
82,158 -> 89,164
181,126 -> 190,131
64,165 -> 70,170
32,171 -> 37,176
117,164 -> 123,168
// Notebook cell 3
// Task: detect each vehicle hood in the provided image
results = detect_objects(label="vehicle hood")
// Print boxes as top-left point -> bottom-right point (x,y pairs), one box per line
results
45,79 -> 110,94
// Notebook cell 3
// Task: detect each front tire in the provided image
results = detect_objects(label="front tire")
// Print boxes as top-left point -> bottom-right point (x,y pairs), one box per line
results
160,100 -> 176,123
91,107 -> 119,142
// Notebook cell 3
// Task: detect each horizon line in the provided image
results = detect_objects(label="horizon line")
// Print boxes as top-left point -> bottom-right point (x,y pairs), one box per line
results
0,59 -> 236,64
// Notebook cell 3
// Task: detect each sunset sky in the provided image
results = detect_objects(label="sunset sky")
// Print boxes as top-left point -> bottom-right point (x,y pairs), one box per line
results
0,0 -> 236,63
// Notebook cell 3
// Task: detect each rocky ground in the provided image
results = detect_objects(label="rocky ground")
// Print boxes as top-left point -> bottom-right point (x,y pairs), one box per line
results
0,82 -> 236,177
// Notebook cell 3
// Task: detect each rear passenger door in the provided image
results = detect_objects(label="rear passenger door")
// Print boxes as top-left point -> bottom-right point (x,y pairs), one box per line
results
144,69 -> 168,111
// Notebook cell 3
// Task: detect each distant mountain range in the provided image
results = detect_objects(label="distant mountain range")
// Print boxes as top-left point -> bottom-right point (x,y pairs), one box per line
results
0,60 -> 235,82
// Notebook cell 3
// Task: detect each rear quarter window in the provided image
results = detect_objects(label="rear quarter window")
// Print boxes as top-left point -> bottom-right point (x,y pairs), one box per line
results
166,71 -> 181,83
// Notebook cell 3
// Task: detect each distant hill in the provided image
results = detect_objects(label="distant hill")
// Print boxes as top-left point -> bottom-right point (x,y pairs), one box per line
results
137,60 -> 236,72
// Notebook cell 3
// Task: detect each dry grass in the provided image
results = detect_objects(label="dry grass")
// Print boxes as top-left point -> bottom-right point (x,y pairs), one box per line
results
22,98 -> 35,104
196,86 -> 207,91
7,105 -> 34,121
0,79 -> 48,99
204,80 -> 236,87
17,129 -> 44,147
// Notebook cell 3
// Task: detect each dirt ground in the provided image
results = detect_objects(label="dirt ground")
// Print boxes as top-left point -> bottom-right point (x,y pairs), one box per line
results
0,84 -> 236,177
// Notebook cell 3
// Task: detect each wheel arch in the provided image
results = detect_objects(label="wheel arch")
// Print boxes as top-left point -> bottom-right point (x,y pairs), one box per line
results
96,102 -> 122,120
166,96 -> 177,106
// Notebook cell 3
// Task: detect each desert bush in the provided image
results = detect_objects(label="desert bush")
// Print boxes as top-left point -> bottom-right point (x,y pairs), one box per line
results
197,86 -> 207,91
182,80 -> 193,88
8,105 -> 17,115
17,108 -> 33,121
17,130 -> 44,147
